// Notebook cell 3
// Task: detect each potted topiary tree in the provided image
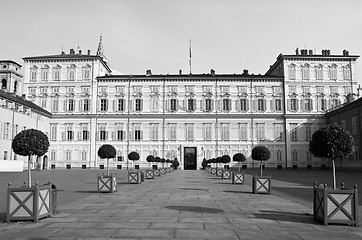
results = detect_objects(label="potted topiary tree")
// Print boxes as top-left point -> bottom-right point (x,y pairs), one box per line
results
97,144 -> 117,193
232,153 -> 246,184
310,125 -> 358,226
146,155 -> 155,179
8,129 -> 53,222
221,155 -> 231,179
128,151 -> 141,184
251,145 -> 271,194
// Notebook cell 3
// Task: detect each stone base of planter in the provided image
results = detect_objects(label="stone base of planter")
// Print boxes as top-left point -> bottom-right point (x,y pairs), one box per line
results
7,183 -> 54,222
210,168 -> 217,174
165,168 -> 171,173
216,169 -> 223,177
222,170 -> 231,179
252,175 -> 271,194
146,169 -> 154,179
160,168 -> 166,174
97,175 -> 117,193
154,169 -> 161,176
232,172 -> 244,184
128,171 -> 141,184
314,182 -> 359,226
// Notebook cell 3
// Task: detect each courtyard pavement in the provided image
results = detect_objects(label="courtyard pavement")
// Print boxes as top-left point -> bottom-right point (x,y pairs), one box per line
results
0,170 -> 361,239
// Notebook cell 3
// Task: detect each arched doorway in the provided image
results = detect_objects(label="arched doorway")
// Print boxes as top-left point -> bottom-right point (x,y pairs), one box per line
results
43,155 -> 48,170
1,78 -> 7,90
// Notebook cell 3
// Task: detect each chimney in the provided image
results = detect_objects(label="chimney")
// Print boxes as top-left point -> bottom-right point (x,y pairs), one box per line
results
78,49 -> 82,55
327,50 -> 330,56
210,69 -> 215,75
146,69 -> 152,76
179,69 -> 182,75
295,48 -> 299,55
61,51 -> 65,55
87,50 -> 91,55
70,49 -> 75,54
309,50 -> 313,55
242,69 -> 249,75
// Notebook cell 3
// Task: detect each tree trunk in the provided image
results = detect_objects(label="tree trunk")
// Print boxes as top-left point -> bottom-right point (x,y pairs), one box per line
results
332,159 -> 336,190
28,155 -> 31,187
238,162 -> 241,172
260,160 -> 263,177
107,158 -> 110,176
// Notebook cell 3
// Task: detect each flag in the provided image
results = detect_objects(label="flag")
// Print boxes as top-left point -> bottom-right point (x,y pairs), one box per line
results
189,39 -> 192,74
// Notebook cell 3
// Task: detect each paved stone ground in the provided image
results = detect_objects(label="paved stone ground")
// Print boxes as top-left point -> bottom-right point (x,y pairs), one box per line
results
0,170 -> 361,239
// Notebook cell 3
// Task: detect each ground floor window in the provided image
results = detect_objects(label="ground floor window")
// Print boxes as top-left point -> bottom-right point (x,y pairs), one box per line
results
66,164 -> 71,169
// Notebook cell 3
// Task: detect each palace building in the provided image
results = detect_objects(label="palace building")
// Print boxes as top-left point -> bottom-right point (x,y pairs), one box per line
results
18,40 -> 360,170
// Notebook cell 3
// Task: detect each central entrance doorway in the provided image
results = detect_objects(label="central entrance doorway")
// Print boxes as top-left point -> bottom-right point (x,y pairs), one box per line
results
184,147 -> 197,170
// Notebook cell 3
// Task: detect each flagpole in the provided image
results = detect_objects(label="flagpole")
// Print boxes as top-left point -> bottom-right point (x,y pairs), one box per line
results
189,39 -> 192,74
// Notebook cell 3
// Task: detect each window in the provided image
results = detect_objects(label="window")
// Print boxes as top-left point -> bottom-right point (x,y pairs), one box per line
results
150,124 -> 159,141
256,123 -> 265,141
82,99 -> 90,112
290,124 -> 298,141
220,86 -> 230,93
204,124 -> 212,141
117,129 -> 125,141
50,150 -> 56,162
315,65 -> 323,80
4,122 -> 9,139
51,87 -> 60,94
67,99 -> 75,112
273,86 -> 282,93
81,86 -> 90,93
30,68 -> 37,81
28,87 -> 36,95
135,98 -> 142,112
203,86 -> 212,93
98,124 -> 107,141
115,98 -> 125,112
330,86 -> 338,94
67,67 -> 76,80
289,86 -> 297,93
168,85 -> 177,93
50,124 -> 57,141
239,99 -> 248,111
83,68 -> 91,79
320,98 -> 327,111
304,99 -> 312,111
290,99 -> 298,111
344,86 -> 352,95
222,98 -> 231,111
150,97 -> 159,112
133,86 -> 142,93
170,98 -> 177,112
169,124 -> 177,140
292,150 -> 298,162
302,86 -> 310,93
276,150 -> 282,162
66,124 -> 73,140
239,123 -> 247,140
343,66 -> 351,80
100,99 -> 108,112
238,86 -> 247,93
66,150 -> 72,161
257,99 -> 265,111
352,117 -> 357,135
41,98 -> 47,108
81,124 -> 89,140
187,98 -> 196,111
316,86 -> 324,94
117,150 -> 124,161
204,99 -> 212,112
185,86 -> 195,93
331,98 -> 340,108
288,65 -> 296,80
329,65 -> 337,80
81,151 -> 87,162
185,124 -> 194,141
275,99 -> 282,111
150,86 -> 159,93
274,124 -> 283,141
115,86 -> 124,93
53,68 -> 60,81
4,151 -> 7,160
41,67 -> 49,81
133,124 -> 141,141
301,64 -> 310,80
305,124 -> 312,141
221,123 -> 230,141
98,86 -> 107,94
255,87 -> 265,93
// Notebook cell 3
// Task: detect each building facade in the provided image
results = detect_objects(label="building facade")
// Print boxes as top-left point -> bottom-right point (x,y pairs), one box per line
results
21,46 -> 360,170
0,60 -> 51,169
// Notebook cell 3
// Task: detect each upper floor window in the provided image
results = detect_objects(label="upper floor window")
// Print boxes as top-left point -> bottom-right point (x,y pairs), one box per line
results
168,85 -> 178,93
289,98 -> 299,111
66,99 -> 75,112
50,124 -> 57,141
150,97 -> 159,112
203,123 -> 212,141
344,86 -> 352,95
115,85 -> 125,93
274,123 -> 283,141
133,86 -> 142,93
40,87 -> 48,95
66,86 -> 75,94
98,124 -> 107,141
290,123 -> 298,141
132,124 -> 142,141
135,98 -> 143,112
82,66 -> 91,79
40,66 -> 49,81
150,124 -> 159,141
303,98 -> 313,111
289,86 -> 297,93
169,98 -> 178,112
28,87 -> 36,95
301,64 -> 310,80
257,98 -> 266,111
305,124 -> 312,141
238,86 -> 248,93
329,64 -> 337,80
273,86 -> 282,94
53,66 -> 61,81
67,64 -> 76,80
51,87 -> 60,94
316,86 -> 324,94
168,124 -> 177,141
221,123 -> 230,141
51,98 -> 59,113
185,124 -> 194,141
114,98 -> 125,112
203,86 -> 212,93
288,64 -> 296,80
302,86 -> 310,94
65,124 -> 74,140
238,98 -> 248,111
81,124 -> 89,140
100,98 -> 108,112
30,66 -> 38,81
274,99 -> 282,111
239,123 -> 247,140
150,86 -> 159,93
187,98 -> 196,111
315,64 -> 323,80
98,86 -> 108,94
204,98 -> 213,112
343,65 -> 351,80
81,86 -> 90,93
256,123 -> 265,141
220,86 -> 230,93
81,99 -> 90,112
255,87 -> 265,94
220,98 -> 229,112
330,86 -> 338,94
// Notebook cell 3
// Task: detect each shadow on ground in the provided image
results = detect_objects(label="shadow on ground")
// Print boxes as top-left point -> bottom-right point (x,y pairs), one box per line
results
165,206 -> 223,213
254,210 -> 315,224
224,190 -> 253,194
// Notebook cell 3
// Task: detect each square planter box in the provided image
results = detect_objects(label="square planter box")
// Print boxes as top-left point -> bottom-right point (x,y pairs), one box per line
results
160,168 -> 166,174
128,171 -> 141,184
232,172 -> 244,184
210,168 -> 217,174
97,174 -> 117,193
146,169 -> 154,179
216,168 -> 223,177
7,183 -> 54,222
222,170 -> 231,179
252,175 -> 271,194
165,168 -> 171,173
313,183 -> 359,226
154,169 -> 161,176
